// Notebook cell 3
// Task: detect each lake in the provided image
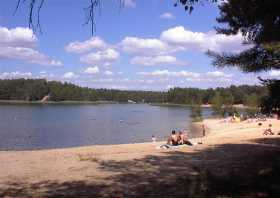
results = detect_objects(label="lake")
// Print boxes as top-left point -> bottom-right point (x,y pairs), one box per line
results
0,103 -> 212,150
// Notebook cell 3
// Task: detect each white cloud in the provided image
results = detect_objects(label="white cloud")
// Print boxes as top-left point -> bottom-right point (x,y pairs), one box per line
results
91,78 -> 114,83
160,26 -> 250,53
89,78 -> 158,87
0,71 -> 32,79
130,55 -> 187,66
38,71 -> 55,79
138,69 -> 233,83
120,37 -> 171,55
139,70 -> 169,77
135,79 -> 155,84
84,66 -> 100,74
62,72 -> 79,79
160,12 -> 174,19
0,27 -> 36,48
110,85 -> 128,90
104,70 -> 113,76
0,47 -> 62,66
80,48 -> 119,66
139,70 -> 201,78
166,84 -> 175,89
123,0 -> 136,8
65,37 -> 107,54
0,27 -> 62,66
119,26 -> 247,57
269,70 -> 280,77
218,0 -> 228,5
206,71 -> 233,78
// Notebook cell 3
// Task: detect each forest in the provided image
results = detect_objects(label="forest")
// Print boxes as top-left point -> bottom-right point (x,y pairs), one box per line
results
0,79 -> 266,107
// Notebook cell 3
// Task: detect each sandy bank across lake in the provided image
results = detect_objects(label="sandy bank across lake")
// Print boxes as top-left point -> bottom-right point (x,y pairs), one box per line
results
1,118 -> 280,197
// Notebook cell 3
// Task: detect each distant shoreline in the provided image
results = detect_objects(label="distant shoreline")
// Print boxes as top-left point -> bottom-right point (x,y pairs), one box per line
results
151,103 -> 250,109
0,100 -> 118,105
0,100 -> 251,109
150,103 -> 203,107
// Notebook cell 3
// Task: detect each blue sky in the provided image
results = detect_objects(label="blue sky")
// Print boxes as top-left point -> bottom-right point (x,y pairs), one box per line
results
0,0 -> 277,90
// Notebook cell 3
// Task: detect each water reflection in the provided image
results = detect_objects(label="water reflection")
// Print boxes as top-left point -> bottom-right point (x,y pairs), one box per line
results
0,104 -> 212,150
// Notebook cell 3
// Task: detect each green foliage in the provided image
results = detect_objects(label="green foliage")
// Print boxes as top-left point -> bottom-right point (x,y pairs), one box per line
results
167,87 -> 203,105
176,0 -> 219,14
211,91 -> 241,117
0,79 -> 267,106
178,0 -> 280,115
216,0 -> 280,44
0,79 -> 49,101
211,92 -> 223,116
208,46 -> 280,73
205,0 -> 280,72
190,105 -> 203,122
0,79 -> 165,103
260,79 -> 280,116
245,94 -> 259,108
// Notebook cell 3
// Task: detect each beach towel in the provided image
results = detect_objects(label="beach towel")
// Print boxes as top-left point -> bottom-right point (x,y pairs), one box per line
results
156,144 -> 191,150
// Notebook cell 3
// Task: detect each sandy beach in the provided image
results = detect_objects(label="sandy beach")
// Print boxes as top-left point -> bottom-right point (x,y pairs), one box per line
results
1,118 -> 280,197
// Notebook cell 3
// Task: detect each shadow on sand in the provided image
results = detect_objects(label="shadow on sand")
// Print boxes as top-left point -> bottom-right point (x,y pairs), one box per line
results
1,137 -> 280,198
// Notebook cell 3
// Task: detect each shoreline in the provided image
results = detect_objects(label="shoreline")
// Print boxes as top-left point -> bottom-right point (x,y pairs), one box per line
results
0,120 -> 206,152
0,100 -> 250,109
0,100 -> 119,105
0,118 -> 276,152
1,118 -> 278,153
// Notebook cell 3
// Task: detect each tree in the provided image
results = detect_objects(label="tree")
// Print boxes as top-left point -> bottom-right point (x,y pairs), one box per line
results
0,79 -> 265,104
260,79 -> 280,116
211,92 -> 223,116
190,105 -> 203,122
13,0 -> 126,35
202,0 -> 280,115
206,0 -> 280,70
244,93 -> 259,116
175,0 -> 220,14
245,94 -> 259,108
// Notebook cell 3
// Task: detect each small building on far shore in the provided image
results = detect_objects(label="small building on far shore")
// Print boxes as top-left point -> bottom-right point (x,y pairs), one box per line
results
128,100 -> 136,104
41,94 -> 50,102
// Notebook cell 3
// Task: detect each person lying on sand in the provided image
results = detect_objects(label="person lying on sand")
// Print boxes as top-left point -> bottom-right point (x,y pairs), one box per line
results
263,124 -> 274,135
167,130 -> 179,146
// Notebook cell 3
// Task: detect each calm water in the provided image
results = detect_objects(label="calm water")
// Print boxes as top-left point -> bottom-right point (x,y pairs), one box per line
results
0,104 -> 212,150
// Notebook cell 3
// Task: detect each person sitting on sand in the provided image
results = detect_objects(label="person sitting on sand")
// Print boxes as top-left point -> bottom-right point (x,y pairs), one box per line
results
231,113 -> 241,123
263,124 -> 274,135
178,131 -> 186,145
167,130 -> 179,146
178,131 -> 193,146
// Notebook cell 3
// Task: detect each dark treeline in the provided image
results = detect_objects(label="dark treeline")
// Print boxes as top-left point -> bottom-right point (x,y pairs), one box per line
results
167,86 -> 267,106
0,79 -> 165,103
0,79 -> 267,105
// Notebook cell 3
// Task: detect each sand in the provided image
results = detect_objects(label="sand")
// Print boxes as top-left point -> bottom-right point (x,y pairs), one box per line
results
1,118 -> 280,197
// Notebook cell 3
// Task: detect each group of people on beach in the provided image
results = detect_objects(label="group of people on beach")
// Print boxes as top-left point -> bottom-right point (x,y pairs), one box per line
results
164,124 -> 206,146
263,124 -> 280,136
166,130 -> 193,146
